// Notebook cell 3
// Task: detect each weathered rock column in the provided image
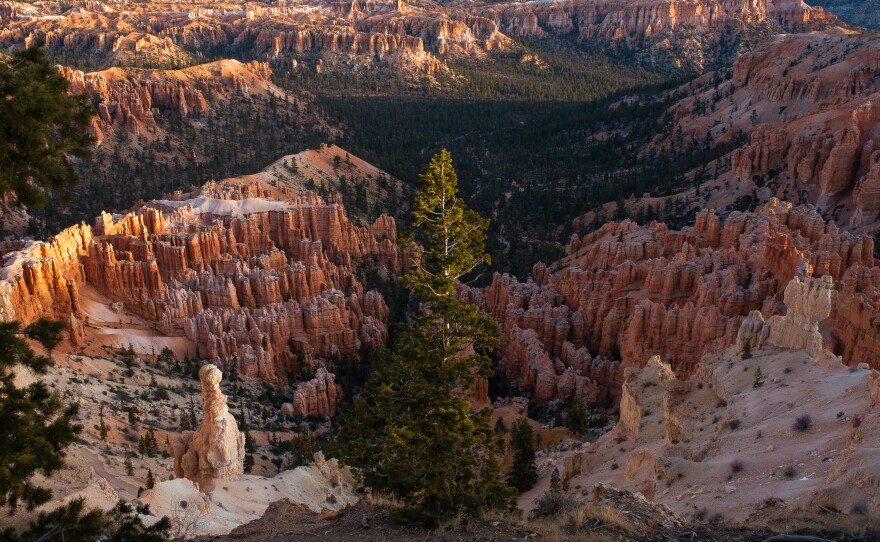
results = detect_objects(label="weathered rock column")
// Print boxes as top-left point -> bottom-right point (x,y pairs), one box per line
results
173,364 -> 245,488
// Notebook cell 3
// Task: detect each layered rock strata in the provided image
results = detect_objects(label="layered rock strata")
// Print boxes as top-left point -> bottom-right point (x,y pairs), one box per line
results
57,59 -> 289,144
659,32 -> 880,223
292,367 -> 342,418
560,343 -> 880,520
737,261 -> 843,367
0,0 -> 831,79
0,162 -> 401,382
834,265 -> 880,367
0,223 -> 92,323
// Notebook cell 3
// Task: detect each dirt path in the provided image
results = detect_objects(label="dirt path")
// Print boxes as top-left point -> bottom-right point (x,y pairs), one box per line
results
77,446 -> 141,499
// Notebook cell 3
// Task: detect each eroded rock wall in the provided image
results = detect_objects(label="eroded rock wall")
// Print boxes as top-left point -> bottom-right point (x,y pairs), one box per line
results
467,199 -> 875,402
0,171 -> 400,383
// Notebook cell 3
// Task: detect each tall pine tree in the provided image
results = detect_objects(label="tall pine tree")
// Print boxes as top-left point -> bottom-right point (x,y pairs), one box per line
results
337,150 -> 514,524
508,418 -> 538,491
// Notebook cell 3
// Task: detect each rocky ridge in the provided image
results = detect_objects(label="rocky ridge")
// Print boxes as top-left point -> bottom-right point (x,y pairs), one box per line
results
58,59 -> 295,145
736,260 -> 841,367
657,31 -> 880,227
813,0 -> 880,29
0,0 -> 833,78
554,270 -> 880,520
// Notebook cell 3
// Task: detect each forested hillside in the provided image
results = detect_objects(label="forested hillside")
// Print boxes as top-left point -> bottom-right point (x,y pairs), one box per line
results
813,0 -> 880,29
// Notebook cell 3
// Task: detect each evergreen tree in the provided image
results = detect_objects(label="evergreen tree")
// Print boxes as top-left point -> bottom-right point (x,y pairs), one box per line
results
550,468 -> 562,494
147,428 -> 157,456
0,42 -> 93,207
21,319 -> 67,354
753,367 -> 765,388
99,404 -> 108,442
563,394 -> 590,437
337,151 -> 514,524
0,320 -> 80,511
508,418 -> 538,492
0,56 -> 88,515
156,347 -> 176,371
229,357 -> 239,383
137,429 -> 157,458
124,458 -> 134,477
405,149 -> 490,298
145,470 -> 155,490
121,345 -> 138,368
1,498 -> 170,542
188,393 -> 198,429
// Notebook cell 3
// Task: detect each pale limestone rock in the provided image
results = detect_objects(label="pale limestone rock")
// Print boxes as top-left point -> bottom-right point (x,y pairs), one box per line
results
736,261 -> 842,367
173,364 -> 245,487
292,367 -> 342,418
735,310 -> 769,354
657,358 -> 693,445
618,367 -> 644,438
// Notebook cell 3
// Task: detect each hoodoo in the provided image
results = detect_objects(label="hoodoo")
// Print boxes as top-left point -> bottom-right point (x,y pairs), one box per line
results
173,364 -> 246,487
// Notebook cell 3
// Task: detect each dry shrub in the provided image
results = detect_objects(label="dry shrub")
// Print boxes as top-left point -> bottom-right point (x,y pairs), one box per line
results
530,492 -> 577,520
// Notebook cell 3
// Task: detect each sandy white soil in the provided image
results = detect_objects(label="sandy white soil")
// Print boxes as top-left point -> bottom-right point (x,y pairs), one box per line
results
523,345 -> 880,522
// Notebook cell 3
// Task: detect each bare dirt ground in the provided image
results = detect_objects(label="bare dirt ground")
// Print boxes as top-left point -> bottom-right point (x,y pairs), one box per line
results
192,500 -> 880,542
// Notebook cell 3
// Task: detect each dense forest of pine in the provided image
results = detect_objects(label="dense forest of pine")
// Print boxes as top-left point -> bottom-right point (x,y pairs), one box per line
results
317,89 -> 738,277
275,39 -> 733,276
29,93 -> 329,237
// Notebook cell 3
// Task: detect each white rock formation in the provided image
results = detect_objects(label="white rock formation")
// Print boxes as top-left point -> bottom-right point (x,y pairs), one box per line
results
736,261 -> 841,367
173,364 -> 245,487
292,367 -> 342,418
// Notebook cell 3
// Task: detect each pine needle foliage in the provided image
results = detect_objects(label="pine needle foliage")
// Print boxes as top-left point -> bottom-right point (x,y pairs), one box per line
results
337,151 -> 514,525
0,319 -> 81,512
508,418 -> 538,492
0,41 -> 94,207
405,149 -> 490,298
0,498 -> 171,542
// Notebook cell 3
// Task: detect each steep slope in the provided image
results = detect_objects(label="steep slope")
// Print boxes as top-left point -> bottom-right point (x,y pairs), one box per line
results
241,144 -> 408,225
557,347 -> 880,521
554,271 -> 880,520
651,31 -> 880,232
60,59 -> 284,145
21,59 -> 334,236
812,0 -> 880,29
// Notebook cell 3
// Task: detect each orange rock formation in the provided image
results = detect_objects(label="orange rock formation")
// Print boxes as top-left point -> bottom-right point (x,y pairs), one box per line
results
0,0 -> 832,80
464,199 -> 877,402
661,32 -> 880,224
0,159 -> 401,384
